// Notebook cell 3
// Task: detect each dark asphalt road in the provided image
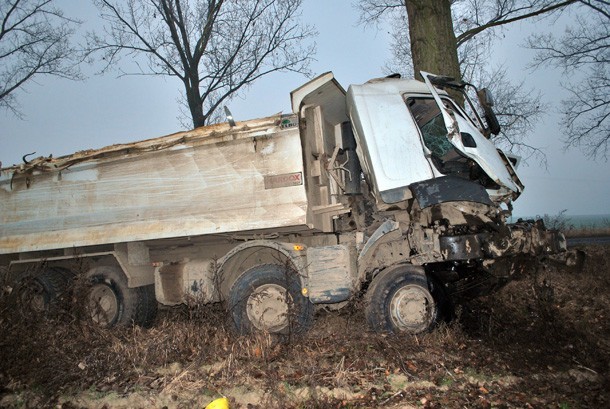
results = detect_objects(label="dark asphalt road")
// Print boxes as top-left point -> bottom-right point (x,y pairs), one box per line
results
567,236 -> 610,246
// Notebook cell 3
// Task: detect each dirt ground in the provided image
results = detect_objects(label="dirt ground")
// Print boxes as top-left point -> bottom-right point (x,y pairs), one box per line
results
0,244 -> 608,409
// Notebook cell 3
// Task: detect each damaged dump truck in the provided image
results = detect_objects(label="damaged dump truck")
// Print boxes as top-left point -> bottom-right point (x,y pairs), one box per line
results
0,72 -> 566,335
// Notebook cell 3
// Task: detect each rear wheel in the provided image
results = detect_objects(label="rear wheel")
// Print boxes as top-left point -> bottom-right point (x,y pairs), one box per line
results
365,265 -> 448,334
228,264 -> 313,335
86,266 -> 157,328
17,267 -> 74,314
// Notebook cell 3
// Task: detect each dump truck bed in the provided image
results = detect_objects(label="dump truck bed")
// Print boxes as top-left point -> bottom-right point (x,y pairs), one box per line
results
0,115 -> 311,254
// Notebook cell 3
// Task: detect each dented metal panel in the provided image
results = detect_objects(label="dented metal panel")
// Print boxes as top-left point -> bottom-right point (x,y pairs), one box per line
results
0,115 -> 312,254
347,79 -> 436,199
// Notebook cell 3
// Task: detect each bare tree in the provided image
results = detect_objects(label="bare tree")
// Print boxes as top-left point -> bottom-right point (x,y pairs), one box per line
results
357,1 -> 575,77
471,66 -> 546,160
528,1 -> 610,159
355,0 -> 573,161
86,0 -> 315,128
0,0 -> 81,115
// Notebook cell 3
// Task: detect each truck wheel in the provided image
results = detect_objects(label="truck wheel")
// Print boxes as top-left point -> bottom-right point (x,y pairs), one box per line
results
18,267 -> 74,314
365,266 -> 445,334
86,266 -> 157,328
228,264 -> 313,335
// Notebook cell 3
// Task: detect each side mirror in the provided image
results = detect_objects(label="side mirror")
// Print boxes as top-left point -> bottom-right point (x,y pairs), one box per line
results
477,88 -> 501,136
224,106 -> 236,127
477,88 -> 495,108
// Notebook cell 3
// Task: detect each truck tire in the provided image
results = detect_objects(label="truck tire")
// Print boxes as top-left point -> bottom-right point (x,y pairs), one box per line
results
365,265 -> 446,334
86,266 -> 157,328
228,264 -> 314,335
17,267 -> 74,314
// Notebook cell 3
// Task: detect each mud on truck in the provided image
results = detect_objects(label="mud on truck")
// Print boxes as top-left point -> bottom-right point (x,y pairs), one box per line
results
0,72 -> 566,335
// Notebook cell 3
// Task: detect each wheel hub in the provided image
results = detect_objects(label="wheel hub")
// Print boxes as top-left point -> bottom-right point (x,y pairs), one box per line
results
246,284 -> 290,332
389,284 -> 434,333
88,283 -> 119,326
18,279 -> 47,313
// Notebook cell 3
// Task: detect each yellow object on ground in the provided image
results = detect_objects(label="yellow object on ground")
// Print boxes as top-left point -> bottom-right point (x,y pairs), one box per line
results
205,397 -> 229,409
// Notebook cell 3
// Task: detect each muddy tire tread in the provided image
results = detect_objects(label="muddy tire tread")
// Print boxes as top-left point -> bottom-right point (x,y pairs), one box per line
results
228,263 -> 313,336
364,265 -> 444,334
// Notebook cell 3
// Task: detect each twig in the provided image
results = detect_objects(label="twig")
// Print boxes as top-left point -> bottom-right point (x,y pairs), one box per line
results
440,362 -> 456,381
380,390 -> 404,405
160,363 -> 195,394
573,358 -> 599,375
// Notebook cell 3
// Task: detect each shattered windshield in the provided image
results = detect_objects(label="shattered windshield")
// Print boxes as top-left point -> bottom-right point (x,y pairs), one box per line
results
406,96 -> 502,190
406,97 -> 454,159
405,96 -> 492,185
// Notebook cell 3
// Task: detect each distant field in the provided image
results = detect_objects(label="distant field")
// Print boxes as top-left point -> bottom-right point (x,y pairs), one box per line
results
562,214 -> 610,228
511,213 -> 610,237
564,226 -> 610,238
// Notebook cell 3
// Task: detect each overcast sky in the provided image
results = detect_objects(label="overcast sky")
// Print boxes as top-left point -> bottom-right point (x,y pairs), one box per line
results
1,0 -> 608,217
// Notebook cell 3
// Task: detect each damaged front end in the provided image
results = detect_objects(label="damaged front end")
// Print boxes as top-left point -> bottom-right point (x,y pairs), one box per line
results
348,71 -> 569,301
407,177 -> 567,300
486,219 -> 567,259
418,204 -> 568,300
402,73 -> 568,299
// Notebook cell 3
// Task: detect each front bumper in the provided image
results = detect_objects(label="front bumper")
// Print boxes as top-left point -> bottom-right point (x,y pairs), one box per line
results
438,220 -> 567,262
486,220 -> 567,258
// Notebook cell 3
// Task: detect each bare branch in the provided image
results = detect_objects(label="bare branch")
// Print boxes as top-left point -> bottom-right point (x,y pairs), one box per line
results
527,1 -> 610,158
468,65 -> 548,164
560,67 -> 610,159
86,0 -> 315,128
354,0 -> 404,26
0,0 -> 81,114
455,1 -> 576,46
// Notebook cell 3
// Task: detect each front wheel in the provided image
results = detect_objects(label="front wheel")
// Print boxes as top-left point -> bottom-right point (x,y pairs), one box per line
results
365,265 -> 448,334
86,266 -> 157,328
228,264 -> 313,335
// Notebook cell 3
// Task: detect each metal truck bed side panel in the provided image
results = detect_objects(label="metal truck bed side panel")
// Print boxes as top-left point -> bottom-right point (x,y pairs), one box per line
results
0,118 -> 309,254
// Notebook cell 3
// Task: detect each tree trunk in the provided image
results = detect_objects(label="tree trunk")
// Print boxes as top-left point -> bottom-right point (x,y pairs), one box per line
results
189,100 -> 206,128
185,77 -> 206,128
405,0 -> 461,82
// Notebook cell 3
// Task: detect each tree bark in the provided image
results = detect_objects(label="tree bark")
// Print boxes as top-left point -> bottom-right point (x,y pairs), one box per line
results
184,72 -> 205,128
405,0 -> 461,81
187,89 -> 206,128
